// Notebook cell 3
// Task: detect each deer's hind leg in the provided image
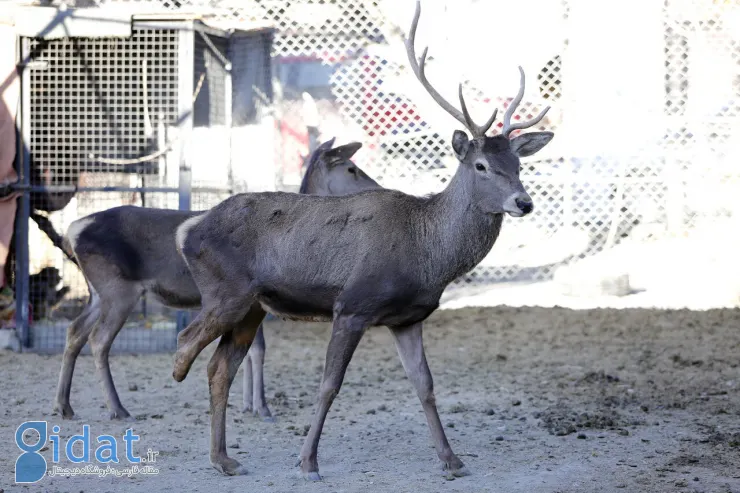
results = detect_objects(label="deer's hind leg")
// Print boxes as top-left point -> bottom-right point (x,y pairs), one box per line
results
173,291 -> 256,382
89,284 -> 142,420
208,304 -> 266,475
54,290 -> 101,419
173,254 -> 259,384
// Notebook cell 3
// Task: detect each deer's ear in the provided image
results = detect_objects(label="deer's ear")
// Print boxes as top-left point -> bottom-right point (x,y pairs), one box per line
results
316,137 -> 336,152
510,131 -> 554,157
324,142 -> 362,165
451,130 -> 470,160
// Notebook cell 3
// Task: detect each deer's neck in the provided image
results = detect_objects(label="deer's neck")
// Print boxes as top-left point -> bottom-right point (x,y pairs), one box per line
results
423,167 -> 503,285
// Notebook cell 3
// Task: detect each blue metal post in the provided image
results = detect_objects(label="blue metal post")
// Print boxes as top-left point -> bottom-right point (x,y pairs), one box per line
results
14,38 -> 31,348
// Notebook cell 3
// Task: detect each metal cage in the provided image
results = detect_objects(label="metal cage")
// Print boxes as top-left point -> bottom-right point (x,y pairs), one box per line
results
13,13 -> 273,352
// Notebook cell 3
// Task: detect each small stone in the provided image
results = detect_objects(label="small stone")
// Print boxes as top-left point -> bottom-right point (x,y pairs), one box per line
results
485,408 -> 495,416
640,405 -> 649,412
377,404 -> 388,412
617,429 -> 629,436
447,422 -> 455,428
577,433 -> 587,439
183,402 -> 191,409
151,414 -> 164,419
128,383 -> 138,391
495,436 -> 504,441
674,479 -> 688,487
229,442 -> 239,449
512,400 -> 521,406
366,409 -> 376,415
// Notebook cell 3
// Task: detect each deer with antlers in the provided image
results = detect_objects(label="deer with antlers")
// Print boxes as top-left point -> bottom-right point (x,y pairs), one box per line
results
170,0 -> 552,479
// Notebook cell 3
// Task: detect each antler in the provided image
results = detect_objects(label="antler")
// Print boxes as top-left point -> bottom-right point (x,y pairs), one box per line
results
502,66 -> 551,139
404,0 -> 497,138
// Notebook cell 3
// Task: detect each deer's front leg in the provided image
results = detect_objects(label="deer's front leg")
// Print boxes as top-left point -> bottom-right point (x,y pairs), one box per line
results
299,314 -> 366,480
390,322 -> 468,476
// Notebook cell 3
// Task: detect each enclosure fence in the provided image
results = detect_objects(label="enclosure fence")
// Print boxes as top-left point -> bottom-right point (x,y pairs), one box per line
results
11,0 -> 740,351
94,0 -> 738,279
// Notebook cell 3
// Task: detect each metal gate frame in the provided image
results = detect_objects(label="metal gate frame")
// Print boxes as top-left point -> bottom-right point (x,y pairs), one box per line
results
11,15 -> 242,351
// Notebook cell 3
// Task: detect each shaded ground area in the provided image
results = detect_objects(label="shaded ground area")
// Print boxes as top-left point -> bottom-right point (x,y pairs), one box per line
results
1,306 -> 739,492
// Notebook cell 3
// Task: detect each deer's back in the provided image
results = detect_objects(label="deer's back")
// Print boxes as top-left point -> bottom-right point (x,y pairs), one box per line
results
69,206 -> 202,306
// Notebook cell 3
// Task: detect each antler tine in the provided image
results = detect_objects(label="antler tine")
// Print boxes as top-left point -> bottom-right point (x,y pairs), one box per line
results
457,83 -> 477,134
404,0 -> 470,132
458,84 -> 498,138
502,66 -> 551,138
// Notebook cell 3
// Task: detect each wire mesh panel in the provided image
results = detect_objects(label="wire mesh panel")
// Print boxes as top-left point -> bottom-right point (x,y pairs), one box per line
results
23,26 -> 183,352
19,21 -> 246,352
24,0 -> 740,316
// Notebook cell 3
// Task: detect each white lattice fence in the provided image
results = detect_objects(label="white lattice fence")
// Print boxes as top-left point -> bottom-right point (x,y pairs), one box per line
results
90,0 -> 739,286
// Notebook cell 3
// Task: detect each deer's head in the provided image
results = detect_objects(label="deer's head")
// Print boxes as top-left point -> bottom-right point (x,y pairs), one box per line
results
404,1 -> 553,217
300,138 -> 380,196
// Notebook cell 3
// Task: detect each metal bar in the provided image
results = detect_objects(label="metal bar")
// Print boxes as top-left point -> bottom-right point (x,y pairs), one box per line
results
14,38 -> 31,349
12,185 -> 233,194
177,25 -> 193,213
197,30 -> 230,70
175,24 -> 194,333
12,185 -> 181,193
224,50 -> 233,195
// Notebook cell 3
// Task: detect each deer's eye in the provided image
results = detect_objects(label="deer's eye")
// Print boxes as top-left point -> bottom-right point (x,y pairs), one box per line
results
475,163 -> 486,172
347,167 -> 357,175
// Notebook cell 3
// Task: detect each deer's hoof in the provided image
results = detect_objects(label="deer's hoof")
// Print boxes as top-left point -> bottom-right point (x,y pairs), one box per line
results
304,471 -> 322,481
442,465 -> 470,478
299,457 -> 321,481
109,409 -> 133,421
256,406 -> 275,422
211,456 -> 248,476
442,456 -> 469,477
172,348 -> 195,382
53,403 -> 76,420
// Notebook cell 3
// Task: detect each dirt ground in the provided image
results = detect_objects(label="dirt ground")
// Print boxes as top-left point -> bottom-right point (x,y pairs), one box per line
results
1,306 -> 739,493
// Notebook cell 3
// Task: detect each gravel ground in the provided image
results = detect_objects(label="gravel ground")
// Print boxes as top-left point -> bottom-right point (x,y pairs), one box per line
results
1,306 -> 739,493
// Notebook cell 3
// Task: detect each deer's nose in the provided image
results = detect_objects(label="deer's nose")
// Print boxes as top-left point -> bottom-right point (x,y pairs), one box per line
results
515,198 -> 533,215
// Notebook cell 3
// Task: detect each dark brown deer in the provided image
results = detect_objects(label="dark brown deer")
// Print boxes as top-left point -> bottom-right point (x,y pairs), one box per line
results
170,0 -> 552,479
53,139 -> 379,422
